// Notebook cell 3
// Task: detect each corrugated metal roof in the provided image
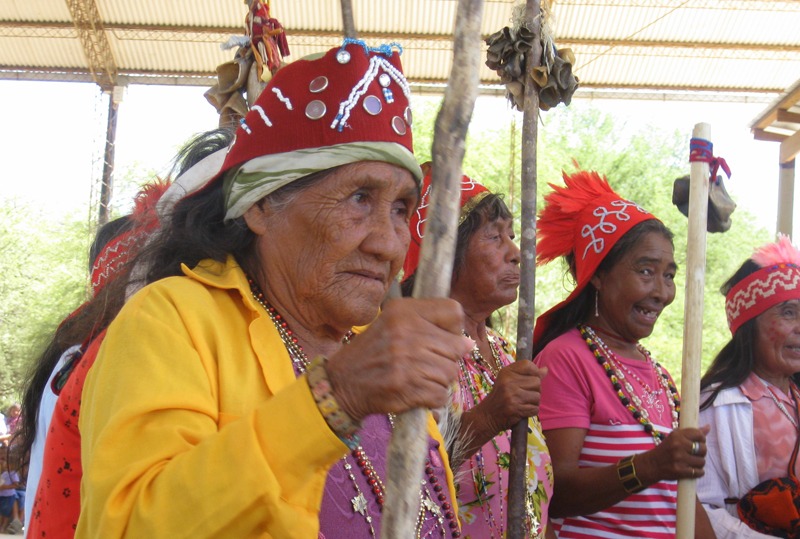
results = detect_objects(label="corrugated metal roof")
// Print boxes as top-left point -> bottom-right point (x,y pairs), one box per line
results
1,0 -> 799,100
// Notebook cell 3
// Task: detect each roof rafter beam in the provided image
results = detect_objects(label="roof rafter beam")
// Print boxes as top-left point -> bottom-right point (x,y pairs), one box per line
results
62,0 -> 117,91
5,21 -> 799,57
555,0 -> 800,11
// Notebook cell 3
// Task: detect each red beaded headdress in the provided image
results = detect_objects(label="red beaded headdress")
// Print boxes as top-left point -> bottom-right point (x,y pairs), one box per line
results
90,180 -> 169,296
402,168 -> 490,281
725,235 -> 800,335
533,170 -> 657,343
203,41 -> 422,220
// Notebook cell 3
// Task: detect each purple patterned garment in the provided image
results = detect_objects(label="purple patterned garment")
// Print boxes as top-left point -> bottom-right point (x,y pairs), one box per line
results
317,413 -> 457,539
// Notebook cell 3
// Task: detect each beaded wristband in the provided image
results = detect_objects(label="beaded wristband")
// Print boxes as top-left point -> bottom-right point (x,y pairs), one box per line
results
307,356 -> 362,449
617,455 -> 644,494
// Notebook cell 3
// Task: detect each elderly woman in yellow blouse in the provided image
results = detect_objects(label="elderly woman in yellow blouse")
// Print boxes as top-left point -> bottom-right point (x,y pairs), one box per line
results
75,42 -> 472,539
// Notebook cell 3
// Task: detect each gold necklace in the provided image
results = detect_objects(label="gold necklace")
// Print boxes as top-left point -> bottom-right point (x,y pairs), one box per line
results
463,330 -> 502,378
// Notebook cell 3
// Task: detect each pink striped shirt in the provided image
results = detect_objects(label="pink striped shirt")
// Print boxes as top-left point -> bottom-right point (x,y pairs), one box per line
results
536,329 -> 678,539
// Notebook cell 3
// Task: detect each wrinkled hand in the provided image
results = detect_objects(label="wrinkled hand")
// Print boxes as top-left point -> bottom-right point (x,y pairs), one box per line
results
326,298 -> 473,421
638,425 -> 710,484
473,361 -> 548,435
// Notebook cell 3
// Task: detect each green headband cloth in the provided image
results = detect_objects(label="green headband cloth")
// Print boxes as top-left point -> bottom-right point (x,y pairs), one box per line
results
223,141 -> 423,221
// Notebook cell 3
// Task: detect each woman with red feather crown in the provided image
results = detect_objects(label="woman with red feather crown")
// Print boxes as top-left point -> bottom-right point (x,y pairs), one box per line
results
531,170 -> 716,538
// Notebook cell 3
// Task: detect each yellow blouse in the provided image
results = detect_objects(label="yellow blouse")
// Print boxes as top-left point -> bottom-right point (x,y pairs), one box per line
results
77,256 -> 454,539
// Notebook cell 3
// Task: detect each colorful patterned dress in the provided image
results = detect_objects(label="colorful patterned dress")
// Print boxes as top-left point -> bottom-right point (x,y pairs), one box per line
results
453,328 -> 553,538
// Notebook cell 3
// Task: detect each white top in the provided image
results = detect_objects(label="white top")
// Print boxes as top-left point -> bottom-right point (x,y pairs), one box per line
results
697,384 -> 775,539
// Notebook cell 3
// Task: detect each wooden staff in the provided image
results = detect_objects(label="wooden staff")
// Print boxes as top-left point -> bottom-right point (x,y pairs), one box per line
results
675,122 -> 711,539
340,0 -> 358,39
507,0 -> 542,537
379,0 -> 485,537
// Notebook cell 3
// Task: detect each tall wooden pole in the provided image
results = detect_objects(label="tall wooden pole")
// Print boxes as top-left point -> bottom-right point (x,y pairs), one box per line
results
507,1 -> 541,537
778,159 -> 795,238
380,0 -> 485,537
99,93 -> 119,225
675,122 -> 711,539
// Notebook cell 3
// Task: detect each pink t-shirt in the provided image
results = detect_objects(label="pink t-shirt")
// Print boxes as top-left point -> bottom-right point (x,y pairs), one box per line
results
740,372 -> 800,482
535,328 -> 678,539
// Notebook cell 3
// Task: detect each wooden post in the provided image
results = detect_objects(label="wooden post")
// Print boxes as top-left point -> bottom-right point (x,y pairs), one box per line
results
99,92 -> 119,225
507,0 -> 541,537
379,0 -> 485,537
778,159 -> 795,238
675,122 -> 711,539
340,0 -> 358,39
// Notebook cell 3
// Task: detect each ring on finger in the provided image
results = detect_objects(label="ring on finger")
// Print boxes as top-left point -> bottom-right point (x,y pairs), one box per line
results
690,440 -> 700,456
691,467 -> 696,478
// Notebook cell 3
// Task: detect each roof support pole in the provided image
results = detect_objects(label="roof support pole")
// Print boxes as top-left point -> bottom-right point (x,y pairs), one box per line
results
778,159 -> 796,238
98,92 -> 119,225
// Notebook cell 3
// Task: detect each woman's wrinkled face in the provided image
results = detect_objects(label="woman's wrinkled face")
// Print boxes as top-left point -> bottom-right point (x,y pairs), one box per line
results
451,216 -> 520,313
754,300 -> 800,383
246,161 -> 418,333
590,231 -> 677,343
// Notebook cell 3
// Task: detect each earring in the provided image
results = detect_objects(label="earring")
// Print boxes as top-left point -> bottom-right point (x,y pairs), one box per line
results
595,290 -> 600,318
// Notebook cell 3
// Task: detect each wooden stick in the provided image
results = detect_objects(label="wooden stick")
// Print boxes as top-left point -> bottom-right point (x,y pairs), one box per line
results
379,0 -> 485,537
340,0 -> 358,39
675,122 -> 711,539
507,1 -> 542,537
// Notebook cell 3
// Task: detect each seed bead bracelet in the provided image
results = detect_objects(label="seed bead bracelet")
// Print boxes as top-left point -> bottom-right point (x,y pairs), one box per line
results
307,355 -> 363,449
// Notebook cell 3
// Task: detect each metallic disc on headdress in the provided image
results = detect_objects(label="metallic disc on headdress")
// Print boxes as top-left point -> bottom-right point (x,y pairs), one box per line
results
391,116 -> 407,136
309,76 -> 329,93
404,107 -> 413,127
305,100 -> 327,120
363,95 -> 383,116
379,73 -> 391,88
336,50 -> 351,64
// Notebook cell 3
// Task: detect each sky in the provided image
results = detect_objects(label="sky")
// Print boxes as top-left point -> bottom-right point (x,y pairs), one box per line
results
1,79 -> 785,235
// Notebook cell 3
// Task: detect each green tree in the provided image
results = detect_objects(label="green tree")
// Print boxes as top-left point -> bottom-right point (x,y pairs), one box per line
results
0,199 -> 91,405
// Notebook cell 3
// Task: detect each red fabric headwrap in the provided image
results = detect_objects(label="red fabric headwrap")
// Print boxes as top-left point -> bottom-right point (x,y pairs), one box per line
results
533,170 -> 657,344
216,42 -> 414,181
725,236 -> 800,334
402,170 -> 490,281
90,180 -> 169,296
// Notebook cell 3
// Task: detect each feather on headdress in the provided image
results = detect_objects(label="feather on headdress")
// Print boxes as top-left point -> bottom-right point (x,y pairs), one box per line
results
533,169 -> 656,344
536,170 -> 616,266
752,234 -> 800,268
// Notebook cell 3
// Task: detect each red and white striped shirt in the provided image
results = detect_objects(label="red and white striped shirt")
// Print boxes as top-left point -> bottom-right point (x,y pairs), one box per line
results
536,329 -> 678,539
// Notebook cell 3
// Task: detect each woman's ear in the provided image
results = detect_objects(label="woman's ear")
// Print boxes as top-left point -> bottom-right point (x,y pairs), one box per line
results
590,273 -> 602,292
243,201 -> 270,236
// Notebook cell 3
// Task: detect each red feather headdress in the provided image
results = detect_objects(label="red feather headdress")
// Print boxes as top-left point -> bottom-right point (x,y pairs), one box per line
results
90,179 -> 170,296
725,235 -> 800,334
533,169 -> 657,343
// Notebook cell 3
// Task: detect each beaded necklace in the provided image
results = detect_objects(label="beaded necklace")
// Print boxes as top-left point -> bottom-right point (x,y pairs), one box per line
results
247,277 -> 459,538
588,327 -> 665,417
456,330 -> 538,538
463,330 -> 503,378
579,325 -> 680,444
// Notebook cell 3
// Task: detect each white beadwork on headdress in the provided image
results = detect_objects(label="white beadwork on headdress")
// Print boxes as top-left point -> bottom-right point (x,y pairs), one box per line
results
413,178 -> 486,239
331,56 -> 411,132
240,121 -> 252,135
252,105 -> 273,127
271,87 -> 293,110
581,200 -> 649,259
726,268 -> 800,323
414,184 -> 433,238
